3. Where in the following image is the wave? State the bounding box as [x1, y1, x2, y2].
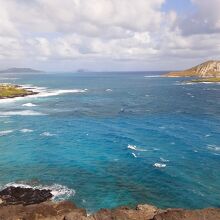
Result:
[0, 110, 46, 116]
[160, 157, 169, 162]
[207, 145, 220, 152]
[131, 152, 137, 158]
[2, 182, 75, 201]
[0, 77, 19, 80]
[41, 132, 56, 137]
[0, 130, 13, 136]
[127, 144, 147, 152]
[22, 103, 37, 107]
[105, 89, 113, 92]
[144, 75, 163, 78]
[20, 129, 33, 133]
[153, 163, 166, 168]
[0, 84, 88, 103]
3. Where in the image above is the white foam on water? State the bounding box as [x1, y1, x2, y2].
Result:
[0, 84, 87, 104]
[0, 130, 13, 136]
[131, 153, 137, 158]
[20, 129, 33, 133]
[0, 77, 19, 80]
[144, 75, 163, 78]
[2, 182, 75, 201]
[127, 144, 147, 152]
[160, 157, 169, 162]
[22, 103, 37, 107]
[153, 163, 166, 168]
[106, 89, 112, 92]
[0, 110, 46, 116]
[207, 145, 220, 152]
[41, 132, 56, 137]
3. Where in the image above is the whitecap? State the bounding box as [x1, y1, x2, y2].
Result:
[131, 153, 137, 158]
[153, 163, 166, 168]
[2, 182, 75, 201]
[0, 110, 46, 116]
[41, 132, 56, 137]
[0, 130, 13, 136]
[128, 145, 137, 150]
[22, 103, 37, 107]
[106, 89, 112, 92]
[144, 75, 162, 78]
[32, 89, 87, 98]
[160, 157, 169, 162]
[20, 129, 33, 133]
[207, 145, 220, 152]
[127, 144, 147, 152]
[0, 77, 19, 80]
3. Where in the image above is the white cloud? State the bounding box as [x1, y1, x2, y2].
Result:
[0, 0, 219, 71]
[179, 0, 220, 35]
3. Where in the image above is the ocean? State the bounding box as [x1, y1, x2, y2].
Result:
[0, 71, 219, 212]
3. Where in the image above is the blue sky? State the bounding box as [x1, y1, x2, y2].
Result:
[0, 0, 219, 72]
[163, 0, 194, 13]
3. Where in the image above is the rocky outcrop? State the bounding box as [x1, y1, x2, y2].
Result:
[0, 186, 52, 205]
[165, 60, 220, 78]
[0, 84, 38, 99]
[0, 187, 220, 220]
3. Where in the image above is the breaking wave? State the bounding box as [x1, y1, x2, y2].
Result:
[22, 103, 37, 107]
[127, 144, 147, 152]
[41, 132, 56, 137]
[0, 84, 87, 103]
[20, 129, 34, 133]
[153, 163, 166, 168]
[1, 182, 75, 201]
[0, 110, 46, 116]
[0, 130, 13, 136]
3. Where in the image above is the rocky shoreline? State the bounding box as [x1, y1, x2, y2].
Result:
[0, 187, 220, 220]
[0, 84, 38, 99]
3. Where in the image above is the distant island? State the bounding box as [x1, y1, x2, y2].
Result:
[0, 67, 43, 73]
[165, 60, 220, 82]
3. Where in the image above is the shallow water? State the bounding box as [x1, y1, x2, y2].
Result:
[0, 71, 220, 212]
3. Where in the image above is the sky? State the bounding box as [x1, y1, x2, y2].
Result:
[0, 0, 220, 72]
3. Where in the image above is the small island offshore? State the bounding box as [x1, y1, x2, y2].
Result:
[165, 60, 220, 82]
[0, 68, 42, 99]
[0, 84, 37, 99]
[0, 65, 220, 220]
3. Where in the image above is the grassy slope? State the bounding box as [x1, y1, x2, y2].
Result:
[0, 84, 31, 98]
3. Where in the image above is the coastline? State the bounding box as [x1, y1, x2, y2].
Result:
[0, 84, 38, 99]
[0, 199, 219, 220]
[0, 187, 220, 220]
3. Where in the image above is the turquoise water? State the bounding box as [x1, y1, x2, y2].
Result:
[0, 72, 220, 212]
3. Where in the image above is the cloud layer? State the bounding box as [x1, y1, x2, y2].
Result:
[0, 0, 219, 71]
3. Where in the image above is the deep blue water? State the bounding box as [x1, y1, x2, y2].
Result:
[0, 71, 220, 212]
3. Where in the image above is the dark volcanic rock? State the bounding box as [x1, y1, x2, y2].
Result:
[0, 186, 53, 205]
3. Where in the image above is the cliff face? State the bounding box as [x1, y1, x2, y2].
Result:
[1, 186, 220, 220]
[0, 201, 220, 220]
[166, 60, 220, 78]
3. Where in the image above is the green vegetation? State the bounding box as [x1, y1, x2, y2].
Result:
[191, 77, 220, 83]
[0, 84, 34, 98]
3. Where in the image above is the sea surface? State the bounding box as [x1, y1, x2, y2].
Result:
[0, 71, 220, 212]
